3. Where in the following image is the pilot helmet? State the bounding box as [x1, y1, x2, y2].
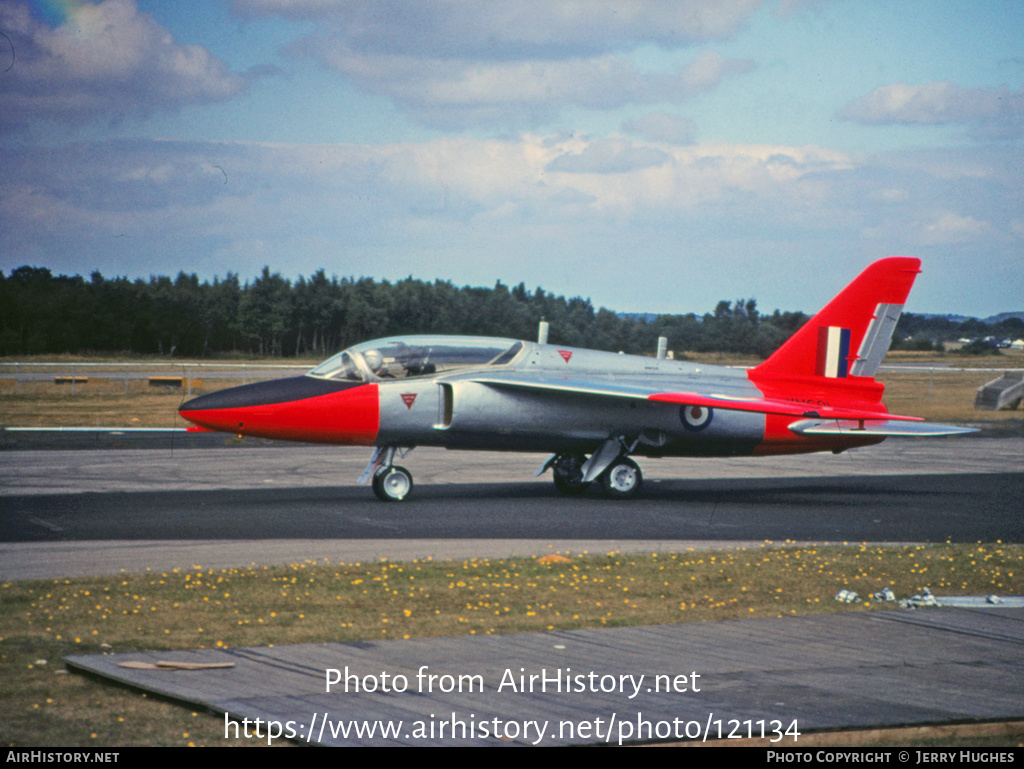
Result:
[363, 349, 384, 372]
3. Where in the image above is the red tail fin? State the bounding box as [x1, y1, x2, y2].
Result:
[750, 257, 921, 404]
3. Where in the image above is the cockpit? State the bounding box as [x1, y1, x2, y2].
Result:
[308, 336, 524, 383]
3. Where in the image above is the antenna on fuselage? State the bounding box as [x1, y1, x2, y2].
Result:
[538, 320, 549, 344]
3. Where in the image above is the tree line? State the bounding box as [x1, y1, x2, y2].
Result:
[0, 265, 1016, 359]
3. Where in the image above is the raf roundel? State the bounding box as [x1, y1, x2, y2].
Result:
[680, 404, 713, 431]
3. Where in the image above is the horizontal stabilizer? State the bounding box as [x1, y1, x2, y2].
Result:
[788, 419, 978, 437]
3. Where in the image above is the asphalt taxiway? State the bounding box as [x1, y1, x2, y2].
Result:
[0, 435, 1020, 580]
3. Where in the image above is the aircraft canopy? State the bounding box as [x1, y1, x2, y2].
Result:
[309, 336, 523, 382]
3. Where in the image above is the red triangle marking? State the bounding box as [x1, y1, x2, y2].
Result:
[400, 393, 417, 409]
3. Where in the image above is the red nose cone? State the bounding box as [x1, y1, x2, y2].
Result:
[179, 378, 379, 445]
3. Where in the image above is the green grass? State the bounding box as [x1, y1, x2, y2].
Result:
[2, 543, 1022, 747]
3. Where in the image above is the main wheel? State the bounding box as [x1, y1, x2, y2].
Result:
[372, 466, 413, 501]
[552, 453, 590, 496]
[600, 457, 642, 499]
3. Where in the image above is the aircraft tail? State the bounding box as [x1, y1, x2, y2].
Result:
[749, 257, 921, 403]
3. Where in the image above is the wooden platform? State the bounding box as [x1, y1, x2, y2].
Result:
[66, 607, 1024, 746]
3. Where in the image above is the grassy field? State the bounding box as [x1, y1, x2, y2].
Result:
[0, 378, 236, 430]
[2, 543, 1022, 747]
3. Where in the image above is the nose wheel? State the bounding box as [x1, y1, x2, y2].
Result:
[372, 465, 414, 502]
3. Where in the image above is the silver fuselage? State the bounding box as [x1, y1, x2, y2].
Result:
[373, 341, 764, 456]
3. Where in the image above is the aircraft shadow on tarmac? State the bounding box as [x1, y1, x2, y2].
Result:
[2, 472, 1019, 544]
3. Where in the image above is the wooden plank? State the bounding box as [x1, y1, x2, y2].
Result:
[66, 607, 1024, 746]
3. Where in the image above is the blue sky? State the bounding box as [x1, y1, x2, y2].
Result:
[1, 0, 1021, 318]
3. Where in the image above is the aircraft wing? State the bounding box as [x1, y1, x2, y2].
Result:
[471, 374, 661, 401]
[472, 375, 923, 424]
[646, 391, 923, 423]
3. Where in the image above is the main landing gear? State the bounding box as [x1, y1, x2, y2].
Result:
[551, 454, 590, 496]
[599, 456, 642, 499]
[544, 445, 644, 499]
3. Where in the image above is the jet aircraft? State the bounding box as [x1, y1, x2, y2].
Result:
[179, 257, 973, 501]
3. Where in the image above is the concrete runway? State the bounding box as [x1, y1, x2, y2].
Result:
[0, 435, 1020, 580]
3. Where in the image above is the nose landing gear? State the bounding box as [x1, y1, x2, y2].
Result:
[360, 446, 416, 501]
[372, 465, 414, 502]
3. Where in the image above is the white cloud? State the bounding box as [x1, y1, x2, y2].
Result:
[3, 133, 1019, 316]
[0, 0, 249, 131]
[622, 112, 697, 144]
[229, 1, 762, 129]
[871, 188, 909, 203]
[290, 43, 752, 128]
[921, 211, 991, 244]
[0, 133, 855, 258]
[838, 81, 1024, 139]
[547, 139, 670, 174]
[231, 0, 765, 53]
[865, 210, 995, 246]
